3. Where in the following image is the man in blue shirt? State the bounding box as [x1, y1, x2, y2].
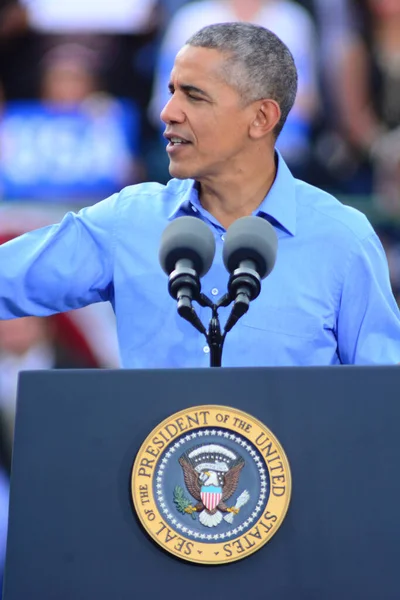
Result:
[1, 22, 399, 367]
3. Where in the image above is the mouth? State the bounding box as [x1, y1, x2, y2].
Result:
[164, 134, 192, 154]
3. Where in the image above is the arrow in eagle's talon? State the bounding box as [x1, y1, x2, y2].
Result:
[223, 490, 250, 523]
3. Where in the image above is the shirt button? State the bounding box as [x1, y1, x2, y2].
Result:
[191, 205, 198, 213]
[211, 288, 218, 296]
[221, 234, 225, 241]
[203, 345, 210, 354]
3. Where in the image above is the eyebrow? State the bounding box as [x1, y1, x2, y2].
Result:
[168, 82, 212, 100]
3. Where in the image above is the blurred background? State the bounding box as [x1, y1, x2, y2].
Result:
[0, 0, 399, 590]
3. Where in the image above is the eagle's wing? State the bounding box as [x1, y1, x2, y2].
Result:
[222, 462, 244, 501]
[179, 457, 202, 501]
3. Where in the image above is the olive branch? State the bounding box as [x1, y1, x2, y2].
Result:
[173, 486, 197, 520]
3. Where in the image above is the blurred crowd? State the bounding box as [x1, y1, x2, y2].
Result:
[0, 0, 399, 588]
[0, 0, 399, 199]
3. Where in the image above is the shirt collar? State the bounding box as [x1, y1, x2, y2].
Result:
[167, 151, 297, 236]
[167, 180, 199, 220]
[256, 151, 296, 236]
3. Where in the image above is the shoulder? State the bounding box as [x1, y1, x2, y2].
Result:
[115, 178, 192, 216]
[118, 178, 190, 200]
[294, 179, 375, 243]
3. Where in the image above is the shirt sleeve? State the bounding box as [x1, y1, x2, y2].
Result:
[337, 232, 400, 364]
[0, 194, 118, 319]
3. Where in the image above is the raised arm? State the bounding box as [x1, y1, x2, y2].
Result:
[0, 193, 118, 319]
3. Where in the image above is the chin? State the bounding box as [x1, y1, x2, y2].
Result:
[168, 162, 193, 180]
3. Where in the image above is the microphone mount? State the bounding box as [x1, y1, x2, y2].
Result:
[170, 275, 249, 367]
[199, 293, 231, 368]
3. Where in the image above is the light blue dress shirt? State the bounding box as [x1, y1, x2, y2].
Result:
[1, 154, 399, 367]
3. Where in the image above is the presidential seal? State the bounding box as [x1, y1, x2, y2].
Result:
[131, 405, 291, 565]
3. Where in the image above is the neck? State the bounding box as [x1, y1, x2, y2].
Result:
[198, 151, 277, 230]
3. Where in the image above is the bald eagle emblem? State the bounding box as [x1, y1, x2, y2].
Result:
[174, 444, 250, 528]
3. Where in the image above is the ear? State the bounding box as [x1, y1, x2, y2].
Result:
[249, 99, 281, 139]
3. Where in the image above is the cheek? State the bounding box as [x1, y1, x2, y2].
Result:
[198, 117, 246, 154]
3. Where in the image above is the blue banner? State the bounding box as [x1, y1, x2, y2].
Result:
[0, 99, 140, 202]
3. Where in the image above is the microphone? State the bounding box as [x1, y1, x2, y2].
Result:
[222, 216, 278, 332]
[159, 216, 216, 332]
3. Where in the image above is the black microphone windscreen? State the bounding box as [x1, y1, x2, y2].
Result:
[223, 216, 278, 279]
[159, 216, 216, 277]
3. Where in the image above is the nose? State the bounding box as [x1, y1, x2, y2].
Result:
[160, 93, 185, 125]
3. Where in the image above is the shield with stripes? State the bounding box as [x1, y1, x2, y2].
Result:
[201, 485, 222, 511]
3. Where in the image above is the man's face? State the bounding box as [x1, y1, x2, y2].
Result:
[161, 45, 256, 181]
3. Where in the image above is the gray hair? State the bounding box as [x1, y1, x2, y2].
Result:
[186, 22, 298, 137]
